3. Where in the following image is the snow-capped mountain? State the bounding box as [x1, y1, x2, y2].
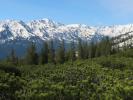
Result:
[0, 18, 133, 58]
[1, 19, 133, 43]
[0, 19, 104, 43]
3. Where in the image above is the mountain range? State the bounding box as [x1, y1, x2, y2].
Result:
[0, 18, 133, 58]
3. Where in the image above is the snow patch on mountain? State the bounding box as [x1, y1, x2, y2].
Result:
[0, 18, 133, 58]
[0, 18, 133, 44]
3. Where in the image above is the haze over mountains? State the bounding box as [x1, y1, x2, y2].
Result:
[0, 18, 133, 58]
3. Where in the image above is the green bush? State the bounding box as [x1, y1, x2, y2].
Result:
[0, 64, 21, 76]
[0, 59, 132, 99]
[0, 71, 25, 100]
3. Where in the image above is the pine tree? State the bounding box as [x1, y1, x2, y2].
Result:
[95, 42, 101, 57]
[26, 43, 38, 65]
[78, 39, 84, 59]
[69, 41, 76, 62]
[9, 48, 18, 65]
[104, 37, 112, 56]
[40, 41, 49, 64]
[100, 36, 111, 56]
[88, 41, 96, 58]
[83, 41, 89, 59]
[48, 40, 55, 64]
[95, 36, 112, 57]
[56, 40, 65, 64]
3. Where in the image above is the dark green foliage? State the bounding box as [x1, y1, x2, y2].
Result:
[0, 65, 21, 76]
[7, 48, 18, 65]
[78, 39, 84, 59]
[68, 41, 76, 62]
[116, 48, 133, 58]
[1, 37, 133, 99]
[88, 41, 97, 58]
[83, 41, 89, 59]
[95, 36, 112, 57]
[48, 40, 55, 64]
[0, 71, 24, 100]
[40, 41, 49, 64]
[25, 43, 39, 65]
[56, 40, 65, 64]
[95, 57, 126, 69]
[0, 58, 132, 100]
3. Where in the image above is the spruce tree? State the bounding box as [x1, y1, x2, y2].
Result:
[40, 41, 49, 64]
[9, 48, 18, 65]
[83, 41, 89, 59]
[104, 37, 112, 56]
[89, 41, 96, 58]
[26, 43, 38, 65]
[56, 40, 65, 64]
[100, 36, 111, 56]
[94, 36, 112, 57]
[95, 42, 101, 57]
[78, 39, 84, 59]
[69, 41, 76, 62]
[48, 40, 55, 64]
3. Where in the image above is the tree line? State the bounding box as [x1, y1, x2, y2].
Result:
[6, 37, 117, 65]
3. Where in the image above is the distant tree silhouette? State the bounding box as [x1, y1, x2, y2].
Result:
[56, 40, 65, 64]
[40, 41, 49, 64]
[48, 40, 55, 64]
[25, 43, 38, 65]
[9, 48, 18, 65]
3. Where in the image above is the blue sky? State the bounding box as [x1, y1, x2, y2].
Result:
[0, 0, 133, 26]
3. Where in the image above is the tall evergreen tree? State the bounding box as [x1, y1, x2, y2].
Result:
[95, 42, 101, 57]
[48, 40, 55, 64]
[40, 41, 49, 64]
[83, 41, 89, 59]
[78, 39, 84, 59]
[26, 43, 38, 65]
[100, 37, 111, 56]
[9, 48, 18, 65]
[56, 40, 65, 64]
[104, 37, 112, 56]
[88, 41, 96, 58]
[94, 36, 112, 57]
[69, 41, 76, 62]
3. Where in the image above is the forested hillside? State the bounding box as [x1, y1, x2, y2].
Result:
[0, 37, 133, 100]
